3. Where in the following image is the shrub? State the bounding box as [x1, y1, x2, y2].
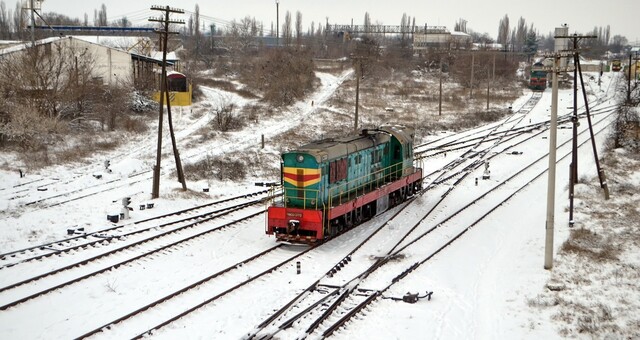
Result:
[183, 155, 247, 181]
[211, 103, 245, 132]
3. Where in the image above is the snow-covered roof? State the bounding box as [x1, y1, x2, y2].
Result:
[0, 37, 64, 56]
[451, 31, 471, 37]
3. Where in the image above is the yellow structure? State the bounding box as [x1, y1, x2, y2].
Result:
[153, 71, 192, 106]
[153, 83, 192, 106]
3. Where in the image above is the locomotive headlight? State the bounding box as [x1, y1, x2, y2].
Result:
[311, 199, 316, 206]
[297, 155, 304, 162]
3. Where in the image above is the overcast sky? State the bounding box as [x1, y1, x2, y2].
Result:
[5, 0, 639, 43]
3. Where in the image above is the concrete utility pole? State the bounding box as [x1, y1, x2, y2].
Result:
[544, 56, 561, 270]
[150, 5, 185, 199]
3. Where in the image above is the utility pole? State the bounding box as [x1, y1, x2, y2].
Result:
[350, 54, 367, 131]
[544, 55, 561, 270]
[210, 24, 215, 50]
[628, 52, 633, 102]
[556, 33, 596, 227]
[492, 52, 496, 82]
[486, 68, 490, 110]
[438, 58, 443, 116]
[150, 5, 185, 199]
[576, 57, 609, 199]
[469, 52, 475, 99]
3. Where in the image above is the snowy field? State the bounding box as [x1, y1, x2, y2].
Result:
[0, 69, 638, 339]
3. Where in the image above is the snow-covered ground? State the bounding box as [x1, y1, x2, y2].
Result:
[0, 69, 638, 339]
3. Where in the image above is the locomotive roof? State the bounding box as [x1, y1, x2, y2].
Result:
[288, 125, 414, 162]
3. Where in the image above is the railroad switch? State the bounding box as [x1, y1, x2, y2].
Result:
[67, 227, 85, 235]
[403, 292, 419, 303]
[385, 291, 434, 303]
[403, 291, 433, 303]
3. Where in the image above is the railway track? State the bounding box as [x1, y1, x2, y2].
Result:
[0, 73, 622, 339]
[0, 195, 269, 311]
[244, 101, 616, 339]
[0, 190, 269, 267]
[107, 81, 616, 338]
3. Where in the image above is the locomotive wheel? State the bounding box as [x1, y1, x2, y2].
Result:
[355, 209, 363, 224]
[345, 213, 353, 228]
[399, 188, 407, 202]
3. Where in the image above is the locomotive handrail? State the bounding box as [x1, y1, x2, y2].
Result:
[327, 162, 408, 207]
[280, 162, 413, 211]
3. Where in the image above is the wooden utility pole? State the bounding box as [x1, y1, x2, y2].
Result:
[576, 57, 609, 199]
[164, 76, 188, 191]
[629, 53, 634, 102]
[469, 52, 475, 99]
[150, 5, 185, 199]
[350, 54, 367, 131]
[438, 59, 443, 116]
[486, 68, 490, 110]
[556, 33, 595, 227]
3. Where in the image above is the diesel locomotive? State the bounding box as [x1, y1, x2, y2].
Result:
[529, 62, 547, 91]
[266, 125, 423, 243]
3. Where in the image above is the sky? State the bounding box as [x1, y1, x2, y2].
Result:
[3, 0, 639, 43]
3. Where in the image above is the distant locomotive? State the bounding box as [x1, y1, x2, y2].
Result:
[266, 125, 423, 243]
[529, 62, 547, 91]
[612, 59, 622, 72]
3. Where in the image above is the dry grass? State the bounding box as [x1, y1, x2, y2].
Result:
[530, 144, 640, 338]
[559, 228, 619, 262]
[18, 133, 122, 169]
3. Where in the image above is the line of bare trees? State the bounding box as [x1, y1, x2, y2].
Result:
[0, 40, 142, 152]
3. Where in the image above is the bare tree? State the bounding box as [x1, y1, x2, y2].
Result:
[115, 16, 130, 27]
[363, 12, 371, 34]
[13, 1, 22, 39]
[225, 16, 259, 52]
[194, 4, 200, 55]
[400, 13, 408, 47]
[295, 11, 302, 46]
[0, 1, 10, 39]
[454, 18, 467, 33]
[282, 11, 292, 46]
[497, 14, 509, 48]
[514, 17, 527, 52]
[0, 41, 106, 148]
[97, 4, 107, 26]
